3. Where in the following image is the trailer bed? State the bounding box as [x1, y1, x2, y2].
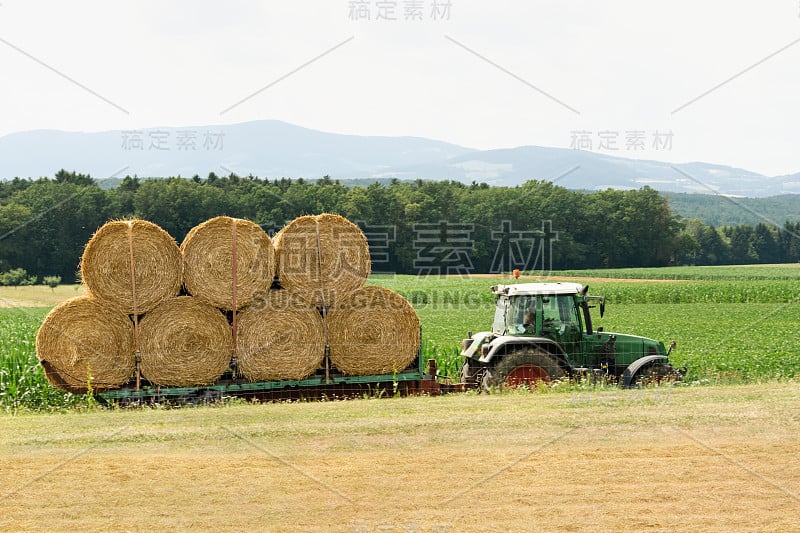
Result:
[99, 352, 460, 404]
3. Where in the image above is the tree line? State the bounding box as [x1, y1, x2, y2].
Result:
[1, 170, 798, 283]
[664, 192, 800, 227]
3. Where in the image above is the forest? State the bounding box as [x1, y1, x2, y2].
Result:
[1, 169, 799, 283]
[664, 192, 800, 227]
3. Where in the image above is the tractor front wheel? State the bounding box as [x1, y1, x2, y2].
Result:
[486, 350, 566, 391]
[630, 362, 681, 388]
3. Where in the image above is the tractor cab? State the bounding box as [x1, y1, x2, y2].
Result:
[490, 282, 592, 364]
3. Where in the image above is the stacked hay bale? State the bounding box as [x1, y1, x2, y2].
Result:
[36, 296, 136, 393]
[273, 213, 372, 307]
[36, 213, 421, 393]
[181, 216, 275, 310]
[235, 290, 325, 381]
[327, 285, 420, 375]
[138, 296, 232, 387]
[80, 219, 182, 314]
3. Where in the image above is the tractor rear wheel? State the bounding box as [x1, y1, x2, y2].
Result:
[487, 349, 566, 391]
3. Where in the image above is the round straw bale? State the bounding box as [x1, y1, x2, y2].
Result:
[236, 290, 325, 381]
[81, 219, 182, 314]
[138, 296, 232, 387]
[181, 216, 275, 310]
[274, 214, 371, 307]
[327, 286, 420, 376]
[35, 296, 135, 392]
[40, 361, 90, 395]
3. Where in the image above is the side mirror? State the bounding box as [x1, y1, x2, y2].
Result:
[600, 301, 605, 318]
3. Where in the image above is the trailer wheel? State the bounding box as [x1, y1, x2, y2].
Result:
[488, 349, 565, 390]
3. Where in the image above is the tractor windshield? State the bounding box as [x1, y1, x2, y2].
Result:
[505, 295, 537, 334]
[541, 295, 582, 330]
[492, 297, 507, 334]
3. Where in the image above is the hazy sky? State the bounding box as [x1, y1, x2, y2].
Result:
[0, 1, 798, 176]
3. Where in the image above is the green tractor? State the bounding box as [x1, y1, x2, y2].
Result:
[460, 282, 680, 389]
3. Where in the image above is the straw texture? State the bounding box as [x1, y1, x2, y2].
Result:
[40, 361, 90, 395]
[80, 219, 182, 314]
[274, 214, 371, 307]
[328, 286, 420, 375]
[139, 296, 232, 387]
[181, 216, 276, 310]
[236, 290, 325, 381]
[35, 296, 135, 392]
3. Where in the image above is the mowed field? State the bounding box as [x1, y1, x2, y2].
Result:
[1, 265, 799, 531]
[1, 384, 799, 532]
[0, 284, 86, 308]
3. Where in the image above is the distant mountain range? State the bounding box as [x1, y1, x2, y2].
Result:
[1, 119, 798, 198]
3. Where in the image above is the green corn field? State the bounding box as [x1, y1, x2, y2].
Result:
[0, 308, 82, 412]
[1, 264, 798, 410]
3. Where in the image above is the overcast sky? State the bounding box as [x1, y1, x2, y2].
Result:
[0, 1, 798, 176]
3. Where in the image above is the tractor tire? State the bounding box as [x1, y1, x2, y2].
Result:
[487, 349, 566, 391]
[630, 362, 681, 388]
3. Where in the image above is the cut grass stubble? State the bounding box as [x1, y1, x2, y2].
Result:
[0, 383, 798, 531]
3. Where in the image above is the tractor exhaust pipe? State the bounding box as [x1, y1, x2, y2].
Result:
[666, 341, 677, 357]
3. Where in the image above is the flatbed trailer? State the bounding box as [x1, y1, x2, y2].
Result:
[99, 351, 463, 405]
